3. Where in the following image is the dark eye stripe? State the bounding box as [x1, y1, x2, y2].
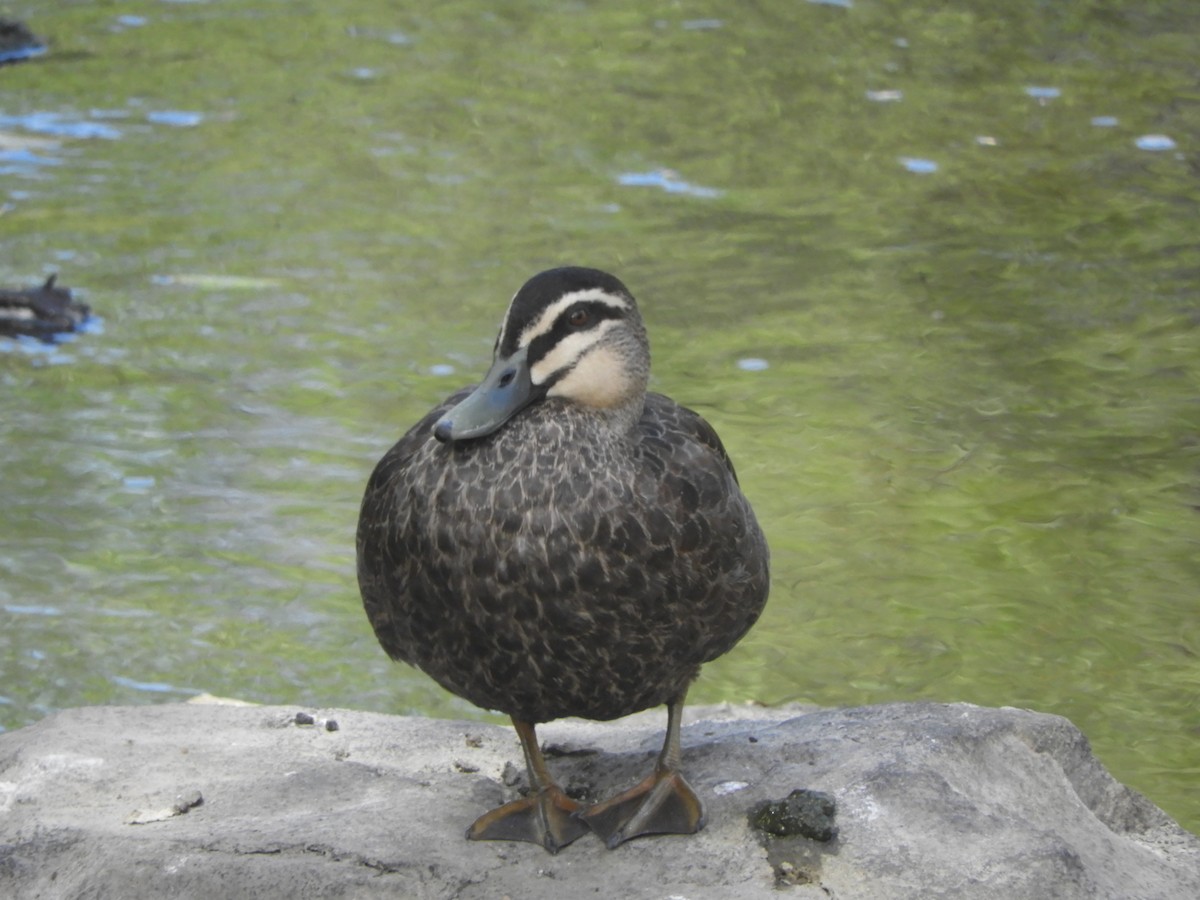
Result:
[526, 301, 622, 368]
[499, 288, 629, 355]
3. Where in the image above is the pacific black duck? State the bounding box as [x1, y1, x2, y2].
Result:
[356, 266, 770, 852]
[0, 275, 89, 340]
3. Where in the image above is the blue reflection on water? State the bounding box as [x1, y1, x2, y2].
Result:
[0, 148, 62, 174]
[110, 675, 204, 696]
[4, 604, 62, 616]
[1135, 134, 1176, 151]
[0, 336, 70, 359]
[0, 112, 122, 140]
[617, 169, 722, 198]
[0, 43, 45, 65]
[899, 157, 938, 174]
[1024, 85, 1062, 100]
[737, 357, 770, 371]
[146, 110, 204, 128]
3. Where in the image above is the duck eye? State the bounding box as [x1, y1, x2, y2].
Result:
[567, 308, 590, 328]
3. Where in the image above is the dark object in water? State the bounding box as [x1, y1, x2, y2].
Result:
[0, 19, 47, 65]
[0, 275, 91, 340]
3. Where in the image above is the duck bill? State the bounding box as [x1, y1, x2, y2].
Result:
[433, 346, 537, 443]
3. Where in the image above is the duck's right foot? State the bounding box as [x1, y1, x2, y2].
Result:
[466, 784, 589, 854]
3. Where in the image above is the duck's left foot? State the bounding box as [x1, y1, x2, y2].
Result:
[578, 767, 706, 849]
[466, 784, 589, 853]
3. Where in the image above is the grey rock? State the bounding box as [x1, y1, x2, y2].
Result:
[0, 700, 1196, 899]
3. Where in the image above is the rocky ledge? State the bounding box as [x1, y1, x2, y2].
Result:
[0, 700, 1197, 899]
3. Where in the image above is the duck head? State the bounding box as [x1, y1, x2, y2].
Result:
[433, 267, 650, 443]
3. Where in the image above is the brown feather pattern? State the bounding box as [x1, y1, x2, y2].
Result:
[356, 271, 769, 725]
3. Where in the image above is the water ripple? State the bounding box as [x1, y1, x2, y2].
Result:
[899, 157, 938, 174]
[146, 110, 204, 128]
[617, 169, 722, 198]
[0, 112, 121, 140]
[1135, 134, 1176, 151]
[110, 675, 203, 696]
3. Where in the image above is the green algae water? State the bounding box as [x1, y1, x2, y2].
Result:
[1, 1, 1197, 834]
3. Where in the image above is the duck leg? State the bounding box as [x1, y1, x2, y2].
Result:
[578, 693, 706, 849]
[466, 718, 589, 853]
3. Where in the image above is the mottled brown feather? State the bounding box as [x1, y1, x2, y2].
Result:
[357, 270, 768, 725]
[357, 389, 769, 723]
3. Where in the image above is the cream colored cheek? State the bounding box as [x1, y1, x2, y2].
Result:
[529, 330, 600, 386]
[546, 346, 633, 408]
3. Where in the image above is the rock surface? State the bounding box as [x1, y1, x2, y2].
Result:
[0, 700, 1196, 899]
